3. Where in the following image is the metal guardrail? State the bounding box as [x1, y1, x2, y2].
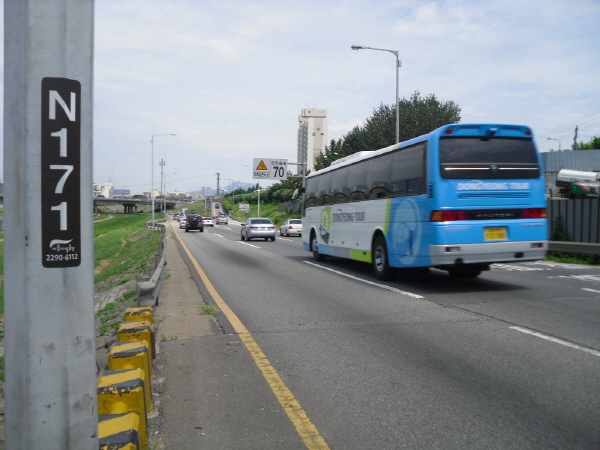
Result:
[138, 222, 167, 307]
[548, 241, 600, 255]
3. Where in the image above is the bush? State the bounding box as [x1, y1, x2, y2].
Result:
[550, 215, 569, 241]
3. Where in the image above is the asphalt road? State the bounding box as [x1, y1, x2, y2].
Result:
[174, 220, 600, 449]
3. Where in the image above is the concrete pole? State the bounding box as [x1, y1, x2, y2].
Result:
[4, 1, 97, 449]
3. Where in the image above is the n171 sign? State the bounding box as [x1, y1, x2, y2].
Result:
[41, 77, 81, 268]
[252, 158, 287, 180]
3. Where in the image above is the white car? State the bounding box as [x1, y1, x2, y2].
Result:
[179, 219, 187, 229]
[280, 219, 302, 236]
[202, 216, 214, 227]
[216, 214, 228, 225]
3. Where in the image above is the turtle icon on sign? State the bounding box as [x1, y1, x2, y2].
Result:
[256, 160, 268, 170]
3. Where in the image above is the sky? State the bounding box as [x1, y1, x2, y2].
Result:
[2, 0, 600, 195]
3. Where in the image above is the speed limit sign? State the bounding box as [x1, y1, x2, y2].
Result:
[253, 158, 288, 180]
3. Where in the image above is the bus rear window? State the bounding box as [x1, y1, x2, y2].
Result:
[439, 137, 540, 179]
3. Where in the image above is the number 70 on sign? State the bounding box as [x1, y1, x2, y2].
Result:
[252, 158, 288, 180]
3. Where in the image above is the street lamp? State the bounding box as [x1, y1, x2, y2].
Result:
[151, 133, 175, 227]
[159, 159, 166, 213]
[547, 137, 562, 151]
[351, 45, 401, 144]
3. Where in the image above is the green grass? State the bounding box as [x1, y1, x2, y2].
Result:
[545, 251, 600, 265]
[0, 213, 162, 313]
[94, 213, 162, 285]
[0, 241, 3, 316]
[199, 304, 220, 315]
[222, 199, 300, 226]
[96, 289, 139, 336]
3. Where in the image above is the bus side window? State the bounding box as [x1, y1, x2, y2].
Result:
[392, 180, 407, 195]
[349, 190, 367, 202]
[333, 192, 348, 204]
[318, 194, 332, 206]
[369, 185, 391, 199]
[391, 143, 426, 197]
[368, 154, 391, 193]
[305, 196, 319, 208]
[348, 164, 367, 201]
[407, 179, 421, 193]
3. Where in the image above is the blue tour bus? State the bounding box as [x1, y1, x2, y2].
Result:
[301, 123, 548, 280]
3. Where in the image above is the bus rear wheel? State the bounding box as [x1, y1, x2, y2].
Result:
[372, 236, 397, 281]
[311, 233, 326, 262]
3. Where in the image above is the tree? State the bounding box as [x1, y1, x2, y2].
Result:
[316, 91, 461, 170]
[575, 136, 600, 150]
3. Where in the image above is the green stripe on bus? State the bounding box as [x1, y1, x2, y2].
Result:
[351, 249, 372, 263]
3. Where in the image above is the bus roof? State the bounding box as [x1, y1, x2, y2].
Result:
[307, 123, 533, 178]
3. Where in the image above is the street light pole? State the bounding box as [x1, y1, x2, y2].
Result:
[159, 159, 165, 213]
[547, 137, 562, 151]
[150, 133, 175, 227]
[352, 45, 401, 144]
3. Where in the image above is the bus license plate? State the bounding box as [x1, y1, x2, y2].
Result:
[484, 227, 507, 241]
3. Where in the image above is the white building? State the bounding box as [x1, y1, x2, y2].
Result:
[297, 108, 328, 173]
[93, 181, 114, 198]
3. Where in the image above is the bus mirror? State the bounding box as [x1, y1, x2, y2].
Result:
[292, 188, 305, 200]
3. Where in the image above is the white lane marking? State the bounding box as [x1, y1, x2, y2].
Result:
[582, 288, 600, 294]
[532, 261, 598, 270]
[492, 264, 545, 271]
[239, 241, 261, 249]
[303, 261, 424, 299]
[558, 274, 600, 282]
[510, 326, 600, 358]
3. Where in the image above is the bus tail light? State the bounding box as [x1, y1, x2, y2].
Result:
[521, 208, 546, 219]
[430, 210, 468, 222]
[445, 246, 461, 253]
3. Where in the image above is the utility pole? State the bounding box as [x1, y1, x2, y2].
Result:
[159, 159, 165, 213]
[216, 172, 220, 196]
[4, 2, 97, 449]
[573, 125, 579, 150]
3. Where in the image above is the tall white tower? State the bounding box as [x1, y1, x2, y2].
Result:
[297, 108, 328, 173]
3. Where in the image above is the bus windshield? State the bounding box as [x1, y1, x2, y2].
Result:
[439, 137, 540, 179]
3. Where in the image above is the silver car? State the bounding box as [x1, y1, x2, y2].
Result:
[280, 219, 302, 237]
[216, 214, 228, 225]
[241, 218, 277, 241]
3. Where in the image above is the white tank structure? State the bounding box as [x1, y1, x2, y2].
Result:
[556, 169, 600, 198]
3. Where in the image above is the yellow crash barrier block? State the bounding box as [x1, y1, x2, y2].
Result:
[97, 369, 147, 449]
[108, 341, 152, 410]
[98, 412, 140, 450]
[117, 320, 155, 359]
[123, 306, 153, 325]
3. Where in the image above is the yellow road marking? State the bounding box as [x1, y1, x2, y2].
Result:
[171, 222, 330, 449]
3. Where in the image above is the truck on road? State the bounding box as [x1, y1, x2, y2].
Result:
[556, 169, 600, 199]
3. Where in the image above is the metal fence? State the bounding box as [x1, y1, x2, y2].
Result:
[547, 199, 600, 243]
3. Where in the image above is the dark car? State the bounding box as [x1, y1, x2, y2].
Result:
[185, 214, 204, 232]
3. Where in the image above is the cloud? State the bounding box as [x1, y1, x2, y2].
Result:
[1, 0, 599, 190]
